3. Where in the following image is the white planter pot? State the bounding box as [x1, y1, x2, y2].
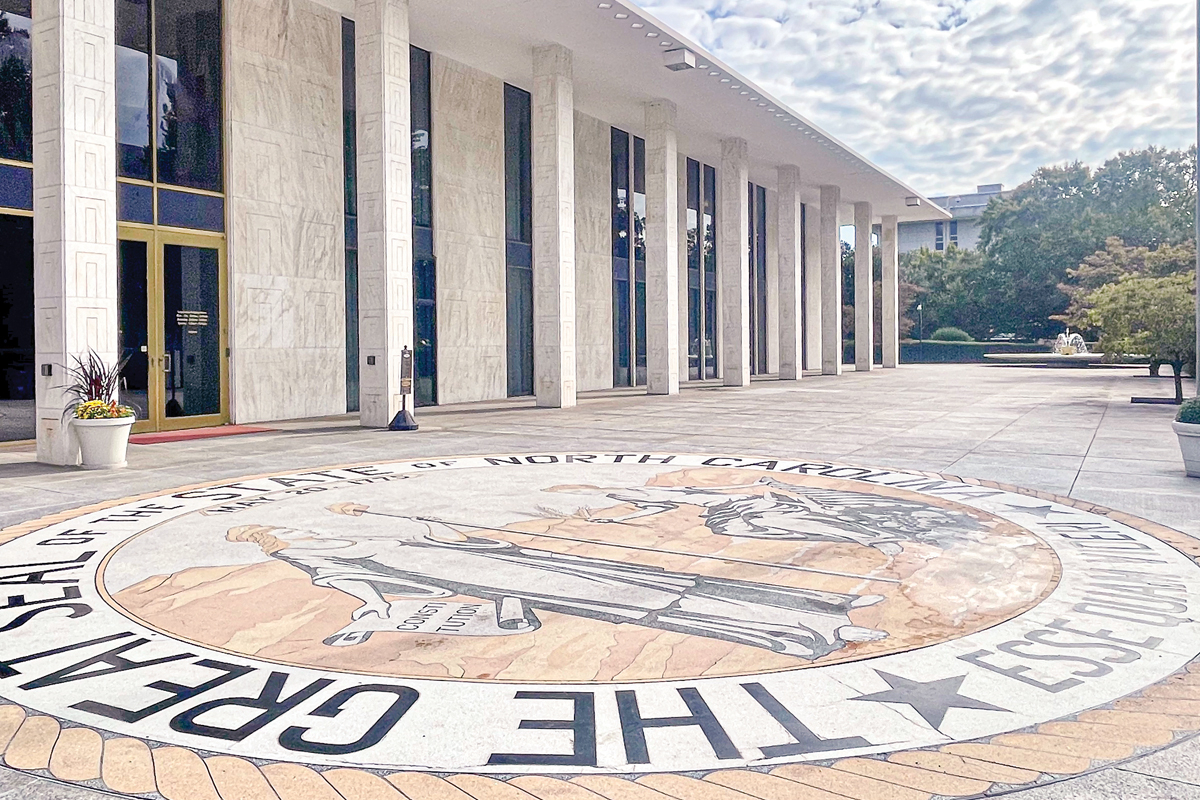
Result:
[72, 416, 135, 470]
[1174, 421, 1200, 478]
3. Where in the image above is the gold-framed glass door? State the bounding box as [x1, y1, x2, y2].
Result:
[119, 227, 228, 432]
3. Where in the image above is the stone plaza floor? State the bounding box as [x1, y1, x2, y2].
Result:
[0, 364, 1196, 800]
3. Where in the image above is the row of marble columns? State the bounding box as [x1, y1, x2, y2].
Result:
[27, 0, 902, 465]
[353, 0, 902, 422]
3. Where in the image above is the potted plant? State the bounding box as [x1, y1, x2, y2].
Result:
[1176, 397, 1200, 478]
[64, 350, 136, 469]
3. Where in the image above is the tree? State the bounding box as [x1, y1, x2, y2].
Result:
[977, 146, 1197, 339]
[1058, 237, 1197, 330]
[899, 246, 989, 339]
[1087, 272, 1197, 402]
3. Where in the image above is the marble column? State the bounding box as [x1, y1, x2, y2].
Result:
[881, 215, 900, 368]
[777, 166, 803, 380]
[766, 189, 780, 375]
[532, 44, 577, 408]
[820, 185, 842, 375]
[719, 138, 750, 387]
[32, 0, 119, 465]
[676, 152, 689, 382]
[356, 0, 413, 428]
[804, 199, 822, 372]
[645, 99, 679, 396]
[854, 201, 874, 372]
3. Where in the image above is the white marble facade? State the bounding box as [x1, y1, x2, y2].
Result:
[573, 112, 614, 393]
[227, 0, 347, 424]
[430, 55, 506, 406]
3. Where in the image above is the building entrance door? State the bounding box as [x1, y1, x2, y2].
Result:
[119, 230, 228, 433]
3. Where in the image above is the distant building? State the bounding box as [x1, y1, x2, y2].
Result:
[899, 184, 1009, 254]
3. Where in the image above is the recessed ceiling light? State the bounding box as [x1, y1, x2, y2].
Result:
[740, 91, 749, 95]
[598, 2, 612, 7]
[731, 84, 741, 89]
[632, 22, 644, 28]
[709, 71, 720, 76]
[697, 64, 709, 69]
[720, 78, 730, 82]
[615, 12, 628, 18]
[646, 31, 659, 37]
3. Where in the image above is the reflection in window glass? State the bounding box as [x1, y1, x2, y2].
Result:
[632, 136, 646, 386]
[703, 164, 717, 379]
[155, 0, 222, 191]
[116, 0, 151, 180]
[411, 47, 432, 230]
[611, 128, 630, 387]
[0, 3, 32, 164]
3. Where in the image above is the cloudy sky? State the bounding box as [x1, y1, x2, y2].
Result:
[637, 0, 1197, 196]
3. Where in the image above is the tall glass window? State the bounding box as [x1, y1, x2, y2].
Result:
[0, 0, 32, 165]
[611, 128, 631, 387]
[685, 159, 718, 381]
[154, 0, 222, 191]
[342, 19, 359, 412]
[116, 0, 152, 180]
[800, 203, 808, 371]
[410, 46, 436, 407]
[504, 84, 533, 398]
[632, 136, 647, 386]
[748, 184, 768, 374]
[686, 159, 701, 381]
[702, 164, 717, 379]
[610, 128, 648, 387]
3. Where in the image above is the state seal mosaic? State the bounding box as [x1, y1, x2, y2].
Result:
[0, 454, 1197, 800]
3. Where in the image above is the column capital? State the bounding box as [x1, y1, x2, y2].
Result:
[533, 43, 573, 77]
[645, 97, 678, 126]
[777, 164, 802, 183]
[721, 137, 749, 161]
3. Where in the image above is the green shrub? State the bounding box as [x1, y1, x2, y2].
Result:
[1178, 397, 1200, 425]
[930, 327, 974, 342]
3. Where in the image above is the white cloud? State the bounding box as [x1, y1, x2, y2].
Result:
[637, 0, 1198, 195]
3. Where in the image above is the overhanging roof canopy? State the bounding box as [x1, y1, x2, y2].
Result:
[321, 0, 949, 222]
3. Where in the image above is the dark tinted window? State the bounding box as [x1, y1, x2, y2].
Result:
[503, 84, 532, 245]
[155, 0, 222, 191]
[116, 0, 152, 180]
[411, 47, 432, 230]
[0, 3, 32, 163]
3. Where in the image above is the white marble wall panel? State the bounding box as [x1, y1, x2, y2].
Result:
[32, 0, 119, 464]
[226, 0, 347, 423]
[804, 200, 822, 372]
[777, 166, 803, 381]
[766, 188, 780, 375]
[644, 99, 678, 396]
[430, 55, 506, 405]
[531, 44, 576, 408]
[881, 215, 900, 368]
[854, 201, 874, 372]
[820, 185, 842, 375]
[719, 138, 750, 387]
[573, 111, 613, 393]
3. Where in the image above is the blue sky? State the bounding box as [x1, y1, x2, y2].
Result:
[637, 0, 1198, 196]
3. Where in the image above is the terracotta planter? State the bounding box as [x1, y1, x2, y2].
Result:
[1174, 421, 1200, 478]
[72, 416, 135, 469]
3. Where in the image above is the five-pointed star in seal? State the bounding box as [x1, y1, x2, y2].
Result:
[1003, 504, 1066, 519]
[852, 671, 1009, 732]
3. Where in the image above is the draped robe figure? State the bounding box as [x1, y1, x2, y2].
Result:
[228, 515, 888, 661]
